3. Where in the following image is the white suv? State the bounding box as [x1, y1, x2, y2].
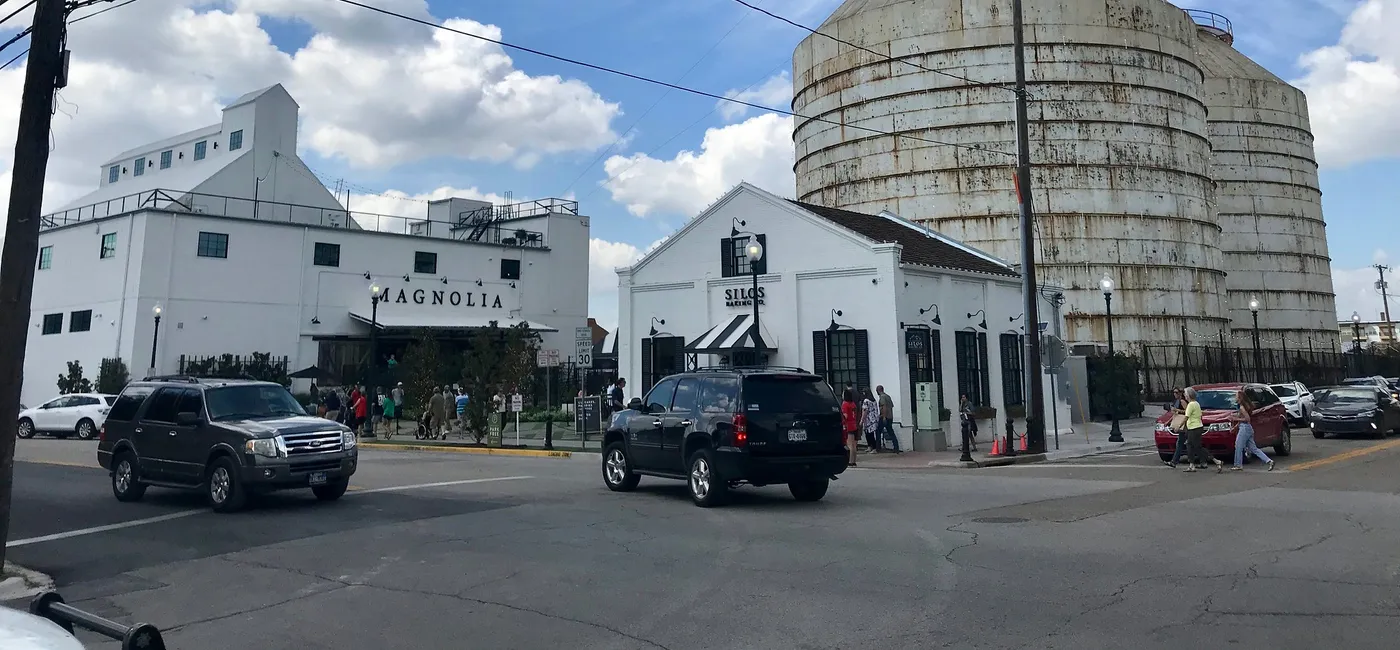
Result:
[1269, 382, 1314, 426]
[17, 393, 116, 440]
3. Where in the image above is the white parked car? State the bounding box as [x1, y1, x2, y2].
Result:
[1269, 382, 1314, 426]
[0, 606, 84, 650]
[16, 394, 116, 440]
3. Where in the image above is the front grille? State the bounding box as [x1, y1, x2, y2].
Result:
[289, 458, 342, 473]
[283, 429, 344, 455]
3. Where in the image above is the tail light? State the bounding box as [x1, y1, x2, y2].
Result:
[733, 414, 747, 447]
[99, 424, 106, 442]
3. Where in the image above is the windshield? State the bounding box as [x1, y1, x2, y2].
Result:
[205, 385, 307, 421]
[1193, 390, 1238, 411]
[1314, 388, 1377, 405]
[1270, 385, 1297, 398]
[742, 376, 840, 413]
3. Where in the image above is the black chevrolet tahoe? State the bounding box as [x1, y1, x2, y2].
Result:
[601, 367, 847, 507]
[96, 376, 358, 513]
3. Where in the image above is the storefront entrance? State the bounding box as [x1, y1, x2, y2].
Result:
[904, 328, 943, 430]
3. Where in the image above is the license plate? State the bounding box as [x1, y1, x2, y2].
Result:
[308, 472, 328, 486]
[787, 428, 808, 442]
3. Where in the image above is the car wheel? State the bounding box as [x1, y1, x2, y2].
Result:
[75, 418, 97, 441]
[1273, 426, 1292, 456]
[206, 457, 248, 513]
[601, 442, 640, 492]
[788, 478, 830, 502]
[17, 418, 34, 440]
[1159, 452, 1174, 464]
[687, 448, 728, 508]
[111, 452, 147, 502]
[312, 477, 349, 501]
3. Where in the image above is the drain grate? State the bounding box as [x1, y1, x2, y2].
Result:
[971, 516, 1029, 524]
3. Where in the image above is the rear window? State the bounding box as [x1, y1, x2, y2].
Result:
[1270, 385, 1296, 397]
[103, 396, 117, 406]
[106, 386, 154, 422]
[742, 376, 840, 413]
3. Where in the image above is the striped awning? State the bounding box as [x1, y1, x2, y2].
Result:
[685, 314, 777, 353]
[595, 329, 619, 358]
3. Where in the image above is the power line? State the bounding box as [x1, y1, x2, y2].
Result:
[1, 0, 138, 69]
[727, 0, 1020, 95]
[332, 0, 1013, 158]
[0, 0, 35, 27]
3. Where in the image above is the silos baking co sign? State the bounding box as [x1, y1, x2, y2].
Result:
[724, 287, 765, 307]
[378, 287, 506, 310]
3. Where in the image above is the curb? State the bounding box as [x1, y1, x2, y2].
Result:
[1043, 440, 1155, 463]
[928, 453, 1048, 469]
[0, 562, 55, 602]
[359, 443, 573, 458]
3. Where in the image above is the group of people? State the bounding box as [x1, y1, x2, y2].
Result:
[311, 381, 404, 438]
[418, 386, 471, 440]
[840, 384, 900, 467]
[1163, 386, 1275, 472]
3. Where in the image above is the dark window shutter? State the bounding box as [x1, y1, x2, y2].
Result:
[720, 238, 734, 277]
[812, 330, 828, 380]
[977, 333, 990, 406]
[641, 338, 654, 393]
[755, 234, 768, 275]
[854, 329, 871, 391]
[672, 337, 685, 378]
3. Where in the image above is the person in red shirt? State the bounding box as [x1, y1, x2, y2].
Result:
[841, 388, 859, 467]
[353, 387, 369, 435]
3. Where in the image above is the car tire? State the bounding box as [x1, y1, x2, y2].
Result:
[75, 418, 97, 441]
[206, 457, 248, 513]
[601, 441, 640, 492]
[1159, 452, 1174, 464]
[17, 418, 35, 440]
[788, 478, 829, 502]
[1273, 426, 1292, 457]
[312, 477, 350, 501]
[686, 448, 728, 508]
[111, 452, 147, 502]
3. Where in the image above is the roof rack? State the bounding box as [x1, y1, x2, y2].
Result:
[689, 365, 812, 374]
[141, 375, 202, 383]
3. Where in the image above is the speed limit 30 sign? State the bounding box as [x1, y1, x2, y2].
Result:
[575, 326, 593, 368]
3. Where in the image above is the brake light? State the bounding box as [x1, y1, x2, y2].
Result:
[99, 424, 106, 442]
[733, 414, 747, 447]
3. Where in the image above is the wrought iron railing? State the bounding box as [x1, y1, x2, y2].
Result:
[40, 188, 555, 248]
[1185, 9, 1234, 44]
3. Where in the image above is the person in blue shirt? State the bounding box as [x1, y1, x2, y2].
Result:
[455, 388, 469, 423]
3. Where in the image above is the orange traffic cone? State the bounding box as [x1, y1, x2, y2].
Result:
[1018, 433, 1028, 452]
[989, 435, 1002, 456]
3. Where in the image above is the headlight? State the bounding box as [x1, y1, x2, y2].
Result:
[1154, 423, 1170, 433]
[245, 436, 287, 458]
[1206, 423, 1234, 431]
[342, 430, 357, 449]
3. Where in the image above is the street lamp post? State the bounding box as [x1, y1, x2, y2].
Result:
[1349, 310, 1360, 372]
[1249, 296, 1262, 383]
[746, 237, 765, 365]
[1100, 274, 1123, 443]
[368, 284, 382, 388]
[149, 304, 162, 373]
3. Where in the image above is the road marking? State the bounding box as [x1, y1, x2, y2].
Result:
[18, 459, 98, 469]
[1010, 463, 1162, 470]
[1288, 439, 1400, 472]
[6, 510, 205, 548]
[359, 443, 572, 458]
[352, 475, 532, 494]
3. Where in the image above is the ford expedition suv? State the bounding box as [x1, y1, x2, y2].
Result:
[97, 376, 358, 512]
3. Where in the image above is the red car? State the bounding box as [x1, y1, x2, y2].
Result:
[1154, 383, 1293, 462]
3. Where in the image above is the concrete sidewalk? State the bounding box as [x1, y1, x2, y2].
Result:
[855, 416, 1158, 469]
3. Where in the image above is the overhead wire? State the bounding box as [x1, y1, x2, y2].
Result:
[331, 0, 1014, 159]
[0, 0, 35, 28]
[1, 0, 140, 69]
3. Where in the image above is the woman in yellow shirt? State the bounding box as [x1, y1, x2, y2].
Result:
[1182, 387, 1223, 473]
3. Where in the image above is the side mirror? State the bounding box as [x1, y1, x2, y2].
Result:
[176, 411, 201, 426]
[627, 397, 644, 412]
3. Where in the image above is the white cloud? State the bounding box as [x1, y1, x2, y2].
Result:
[0, 0, 620, 237]
[717, 71, 792, 121]
[1293, 0, 1400, 167]
[600, 112, 795, 218]
[588, 237, 644, 331]
[1332, 248, 1396, 322]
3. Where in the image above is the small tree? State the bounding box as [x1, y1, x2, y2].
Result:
[400, 328, 441, 419]
[56, 360, 92, 394]
[96, 358, 130, 394]
[461, 326, 505, 443]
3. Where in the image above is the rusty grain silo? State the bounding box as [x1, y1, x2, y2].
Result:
[793, 0, 1230, 346]
[1191, 11, 1340, 348]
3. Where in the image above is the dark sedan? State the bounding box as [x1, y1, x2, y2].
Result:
[1308, 386, 1400, 439]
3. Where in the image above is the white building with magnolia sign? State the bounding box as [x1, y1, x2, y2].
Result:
[615, 183, 1070, 451]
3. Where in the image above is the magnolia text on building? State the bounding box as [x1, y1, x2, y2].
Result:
[379, 287, 505, 310]
[724, 287, 766, 307]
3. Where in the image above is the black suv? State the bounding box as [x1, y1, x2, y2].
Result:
[601, 367, 847, 507]
[97, 377, 359, 512]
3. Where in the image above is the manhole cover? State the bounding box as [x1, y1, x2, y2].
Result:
[971, 516, 1029, 524]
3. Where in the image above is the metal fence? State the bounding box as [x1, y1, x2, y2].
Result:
[528, 361, 619, 409]
[177, 353, 290, 382]
[1140, 345, 1400, 401]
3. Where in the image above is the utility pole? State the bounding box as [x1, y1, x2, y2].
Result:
[1011, 0, 1046, 454]
[1375, 264, 1393, 344]
[0, 0, 67, 567]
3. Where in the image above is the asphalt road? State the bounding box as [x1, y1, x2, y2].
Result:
[6, 431, 1400, 650]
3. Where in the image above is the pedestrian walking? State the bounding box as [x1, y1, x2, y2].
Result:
[380, 389, 396, 439]
[353, 387, 369, 437]
[323, 387, 341, 422]
[959, 395, 978, 452]
[429, 387, 447, 439]
[1182, 387, 1224, 473]
[1164, 388, 1190, 468]
[1231, 389, 1275, 471]
[607, 377, 627, 413]
[391, 382, 405, 434]
[841, 388, 860, 467]
[454, 387, 469, 437]
[876, 384, 900, 453]
[860, 389, 880, 453]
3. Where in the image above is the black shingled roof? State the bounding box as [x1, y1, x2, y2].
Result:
[788, 200, 1019, 278]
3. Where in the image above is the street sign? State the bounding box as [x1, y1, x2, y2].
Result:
[575, 326, 594, 368]
[487, 417, 502, 447]
[1041, 334, 1068, 370]
[574, 396, 602, 435]
[536, 349, 561, 368]
[510, 393, 523, 412]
